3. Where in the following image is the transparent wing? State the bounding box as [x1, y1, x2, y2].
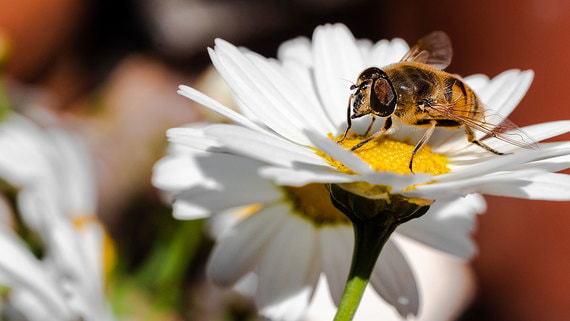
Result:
[427, 102, 540, 150]
[400, 31, 453, 69]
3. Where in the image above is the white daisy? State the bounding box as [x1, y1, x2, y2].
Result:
[154, 23, 570, 319]
[154, 124, 484, 320]
[0, 115, 116, 321]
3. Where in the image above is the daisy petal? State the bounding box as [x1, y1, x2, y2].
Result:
[259, 165, 355, 186]
[0, 231, 70, 318]
[479, 69, 533, 121]
[244, 51, 333, 134]
[366, 38, 409, 67]
[166, 126, 220, 151]
[207, 203, 290, 287]
[177, 85, 262, 132]
[210, 43, 311, 144]
[396, 194, 485, 258]
[256, 216, 321, 321]
[475, 172, 570, 200]
[305, 130, 372, 174]
[407, 168, 569, 200]
[440, 147, 570, 183]
[174, 181, 281, 219]
[370, 239, 419, 317]
[152, 154, 209, 192]
[277, 36, 312, 66]
[319, 225, 353, 306]
[313, 23, 365, 129]
[206, 124, 327, 167]
[463, 74, 490, 92]
[172, 199, 211, 220]
[482, 120, 570, 152]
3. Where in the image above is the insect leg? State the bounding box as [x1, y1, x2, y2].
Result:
[337, 95, 354, 143]
[363, 117, 376, 136]
[351, 117, 392, 151]
[409, 120, 437, 173]
[465, 126, 505, 155]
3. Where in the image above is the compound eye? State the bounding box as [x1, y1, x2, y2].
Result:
[370, 78, 396, 117]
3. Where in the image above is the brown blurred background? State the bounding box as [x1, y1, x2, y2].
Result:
[1, 0, 569, 320]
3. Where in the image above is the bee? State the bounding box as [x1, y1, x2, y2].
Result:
[339, 31, 537, 172]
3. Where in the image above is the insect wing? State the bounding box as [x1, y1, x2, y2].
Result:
[427, 104, 540, 150]
[400, 31, 453, 69]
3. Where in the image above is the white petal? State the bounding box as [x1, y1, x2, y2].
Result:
[479, 69, 533, 120]
[152, 153, 206, 192]
[319, 225, 353, 306]
[366, 38, 409, 67]
[173, 181, 281, 219]
[396, 194, 485, 258]
[439, 147, 570, 183]
[46, 220, 109, 320]
[463, 74, 490, 92]
[160, 149, 282, 218]
[240, 48, 314, 131]
[277, 36, 312, 66]
[513, 142, 570, 172]
[0, 230, 71, 318]
[305, 130, 371, 174]
[165, 126, 221, 151]
[210, 43, 310, 144]
[244, 50, 334, 135]
[482, 120, 570, 152]
[178, 85, 263, 133]
[0, 115, 52, 186]
[259, 165, 355, 186]
[394, 236, 476, 321]
[47, 130, 96, 216]
[154, 143, 278, 196]
[370, 239, 419, 317]
[205, 124, 327, 167]
[405, 169, 561, 200]
[280, 59, 337, 133]
[255, 215, 321, 321]
[362, 170, 434, 191]
[172, 199, 211, 220]
[207, 203, 289, 287]
[313, 23, 366, 129]
[475, 172, 570, 200]
[7, 287, 61, 321]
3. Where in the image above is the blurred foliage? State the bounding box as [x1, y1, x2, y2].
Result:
[0, 75, 10, 123]
[109, 191, 211, 320]
[0, 179, 44, 260]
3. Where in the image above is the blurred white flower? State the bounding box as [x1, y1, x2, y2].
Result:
[154, 23, 570, 320]
[0, 115, 115, 321]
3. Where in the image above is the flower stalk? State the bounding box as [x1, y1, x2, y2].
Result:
[327, 184, 431, 320]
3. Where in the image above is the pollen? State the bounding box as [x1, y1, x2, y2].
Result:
[319, 133, 450, 175]
[283, 184, 350, 225]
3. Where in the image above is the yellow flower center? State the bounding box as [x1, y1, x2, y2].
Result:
[283, 183, 350, 225]
[319, 133, 450, 175]
[73, 215, 116, 283]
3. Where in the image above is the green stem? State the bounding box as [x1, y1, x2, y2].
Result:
[333, 220, 395, 321]
[327, 183, 431, 321]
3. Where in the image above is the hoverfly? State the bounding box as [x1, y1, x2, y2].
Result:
[339, 31, 537, 172]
